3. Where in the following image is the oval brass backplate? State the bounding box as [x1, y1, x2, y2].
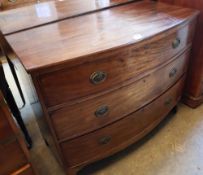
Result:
[169, 68, 177, 78]
[99, 136, 111, 145]
[172, 38, 181, 49]
[95, 105, 109, 118]
[90, 71, 107, 85]
[165, 98, 173, 106]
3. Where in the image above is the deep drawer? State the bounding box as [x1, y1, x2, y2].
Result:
[39, 22, 194, 107]
[61, 75, 184, 167]
[51, 50, 190, 141]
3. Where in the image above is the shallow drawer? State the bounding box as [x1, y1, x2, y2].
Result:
[51, 50, 190, 141]
[0, 140, 27, 175]
[61, 75, 184, 167]
[39, 22, 194, 107]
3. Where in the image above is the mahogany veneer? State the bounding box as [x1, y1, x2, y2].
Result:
[61, 76, 185, 167]
[158, 0, 203, 108]
[51, 50, 190, 141]
[0, 0, 137, 35]
[0, 1, 198, 174]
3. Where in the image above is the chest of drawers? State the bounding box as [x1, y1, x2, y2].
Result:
[0, 1, 198, 174]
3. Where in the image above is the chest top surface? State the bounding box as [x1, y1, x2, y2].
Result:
[0, 0, 135, 35]
[3, 1, 198, 73]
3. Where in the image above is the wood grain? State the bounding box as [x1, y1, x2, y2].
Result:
[61, 76, 184, 167]
[39, 22, 194, 107]
[0, 0, 41, 10]
[51, 50, 190, 141]
[4, 1, 198, 73]
[0, 0, 137, 35]
[0, 2, 197, 174]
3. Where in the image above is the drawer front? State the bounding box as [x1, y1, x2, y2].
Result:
[61, 76, 185, 167]
[51, 50, 190, 141]
[0, 140, 27, 175]
[39, 22, 194, 107]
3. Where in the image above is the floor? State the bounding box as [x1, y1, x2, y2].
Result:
[3, 62, 203, 175]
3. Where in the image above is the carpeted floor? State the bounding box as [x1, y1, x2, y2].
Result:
[4, 62, 203, 175]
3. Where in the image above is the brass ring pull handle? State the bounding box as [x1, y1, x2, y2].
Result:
[99, 136, 111, 145]
[172, 38, 181, 49]
[169, 68, 177, 78]
[90, 71, 107, 84]
[95, 105, 109, 118]
[165, 98, 173, 106]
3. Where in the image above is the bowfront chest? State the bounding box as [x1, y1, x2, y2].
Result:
[0, 1, 198, 174]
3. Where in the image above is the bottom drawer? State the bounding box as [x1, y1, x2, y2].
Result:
[61, 76, 185, 167]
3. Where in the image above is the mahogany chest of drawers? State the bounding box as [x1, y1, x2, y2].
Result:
[0, 1, 198, 174]
[0, 91, 36, 175]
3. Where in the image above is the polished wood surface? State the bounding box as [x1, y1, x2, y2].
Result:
[39, 22, 194, 107]
[0, 2, 198, 174]
[4, 1, 198, 73]
[0, 0, 42, 10]
[0, 0, 137, 35]
[51, 50, 189, 141]
[61, 76, 184, 167]
[158, 0, 203, 108]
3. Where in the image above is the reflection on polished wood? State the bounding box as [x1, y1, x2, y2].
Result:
[5, 1, 198, 73]
[0, 0, 137, 35]
[51, 51, 190, 141]
[0, 1, 198, 174]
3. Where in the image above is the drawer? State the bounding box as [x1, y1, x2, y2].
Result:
[61, 75, 184, 167]
[0, 140, 27, 175]
[39, 22, 194, 107]
[51, 50, 190, 141]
